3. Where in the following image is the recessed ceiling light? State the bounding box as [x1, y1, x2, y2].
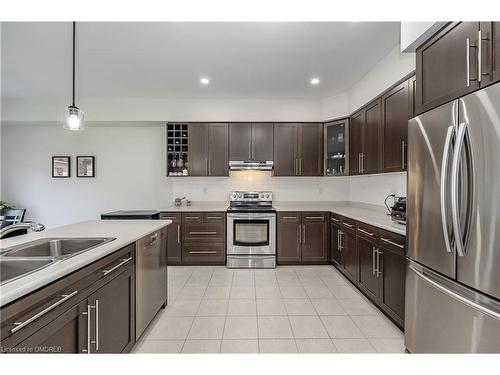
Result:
[310, 77, 320, 86]
[200, 77, 210, 85]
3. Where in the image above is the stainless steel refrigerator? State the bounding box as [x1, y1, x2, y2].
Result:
[406, 82, 500, 353]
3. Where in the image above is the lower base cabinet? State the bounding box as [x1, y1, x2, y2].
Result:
[1, 241, 141, 354]
[277, 212, 329, 264]
[331, 216, 406, 330]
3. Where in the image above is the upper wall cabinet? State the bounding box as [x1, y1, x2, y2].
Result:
[349, 99, 382, 175]
[381, 80, 410, 172]
[188, 123, 229, 177]
[324, 119, 349, 176]
[229, 123, 274, 161]
[274, 123, 323, 176]
[416, 22, 500, 115]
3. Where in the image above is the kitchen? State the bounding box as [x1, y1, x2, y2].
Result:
[1, 3, 499, 371]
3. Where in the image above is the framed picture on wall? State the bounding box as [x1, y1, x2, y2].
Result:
[52, 156, 71, 178]
[76, 156, 95, 177]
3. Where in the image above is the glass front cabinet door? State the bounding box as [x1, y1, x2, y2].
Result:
[324, 119, 349, 176]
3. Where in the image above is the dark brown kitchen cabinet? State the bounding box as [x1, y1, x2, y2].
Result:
[12, 301, 88, 353]
[274, 124, 298, 176]
[160, 212, 182, 264]
[349, 111, 363, 175]
[274, 123, 323, 176]
[252, 123, 274, 161]
[1, 244, 136, 353]
[330, 215, 342, 266]
[181, 212, 226, 264]
[357, 235, 379, 302]
[277, 212, 301, 263]
[382, 80, 410, 172]
[349, 100, 382, 175]
[229, 123, 273, 161]
[208, 123, 229, 176]
[340, 221, 357, 284]
[87, 266, 135, 353]
[277, 212, 328, 264]
[363, 99, 382, 174]
[229, 123, 252, 160]
[408, 74, 417, 119]
[378, 231, 406, 328]
[480, 22, 500, 87]
[188, 123, 228, 176]
[298, 124, 323, 176]
[416, 22, 481, 114]
[301, 213, 329, 262]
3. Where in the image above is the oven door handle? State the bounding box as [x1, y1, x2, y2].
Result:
[227, 215, 276, 220]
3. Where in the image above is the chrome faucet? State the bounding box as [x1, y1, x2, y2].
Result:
[0, 222, 45, 239]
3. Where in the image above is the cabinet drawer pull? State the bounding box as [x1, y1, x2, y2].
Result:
[206, 216, 222, 220]
[185, 216, 200, 220]
[102, 257, 132, 276]
[95, 299, 100, 351]
[331, 218, 340, 223]
[305, 216, 324, 220]
[381, 238, 404, 249]
[358, 228, 374, 237]
[372, 247, 377, 275]
[189, 231, 217, 235]
[189, 251, 217, 254]
[282, 216, 297, 220]
[177, 224, 181, 244]
[343, 223, 354, 228]
[162, 216, 177, 220]
[11, 290, 78, 334]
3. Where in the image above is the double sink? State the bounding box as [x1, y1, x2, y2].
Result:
[0, 237, 115, 285]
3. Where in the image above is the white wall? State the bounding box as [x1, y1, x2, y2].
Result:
[2, 97, 323, 123]
[400, 22, 446, 52]
[348, 45, 415, 112]
[1, 124, 172, 227]
[320, 92, 350, 121]
[348, 172, 406, 207]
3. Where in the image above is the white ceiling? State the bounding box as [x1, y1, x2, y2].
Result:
[1, 22, 400, 100]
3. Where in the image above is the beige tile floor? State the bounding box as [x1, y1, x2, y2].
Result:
[133, 265, 405, 354]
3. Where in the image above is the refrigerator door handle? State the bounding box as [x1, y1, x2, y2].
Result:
[451, 122, 467, 257]
[440, 125, 455, 254]
[409, 263, 500, 321]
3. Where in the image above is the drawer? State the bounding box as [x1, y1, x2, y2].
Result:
[302, 212, 327, 222]
[379, 229, 406, 255]
[278, 212, 300, 223]
[182, 243, 225, 264]
[204, 212, 225, 222]
[183, 223, 225, 242]
[357, 222, 379, 242]
[341, 217, 356, 232]
[182, 213, 203, 223]
[330, 213, 342, 224]
[160, 212, 181, 222]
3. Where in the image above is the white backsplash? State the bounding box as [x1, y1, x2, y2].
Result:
[171, 170, 407, 206]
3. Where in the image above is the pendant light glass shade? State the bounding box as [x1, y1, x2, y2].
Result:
[63, 105, 85, 131]
[64, 22, 85, 131]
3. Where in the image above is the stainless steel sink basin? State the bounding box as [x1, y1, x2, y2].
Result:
[1, 237, 116, 259]
[0, 258, 56, 285]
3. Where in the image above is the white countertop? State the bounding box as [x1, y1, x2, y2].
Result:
[273, 202, 406, 236]
[0, 220, 171, 307]
[160, 200, 405, 236]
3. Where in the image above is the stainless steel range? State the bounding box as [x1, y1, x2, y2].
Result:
[226, 191, 276, 269]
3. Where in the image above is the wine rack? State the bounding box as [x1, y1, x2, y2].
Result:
[166, 123, 189, 176]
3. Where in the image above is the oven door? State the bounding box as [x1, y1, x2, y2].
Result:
[227, 212, 276, 255]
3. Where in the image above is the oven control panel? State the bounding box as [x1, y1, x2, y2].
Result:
[229, 191, 273, 202]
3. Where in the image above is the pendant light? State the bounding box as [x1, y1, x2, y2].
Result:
[63, 22, 84, 131]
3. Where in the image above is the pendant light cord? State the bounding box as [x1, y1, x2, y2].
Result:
[72, 21, 76, 107]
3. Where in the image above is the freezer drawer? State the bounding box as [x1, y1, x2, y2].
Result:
[405, 261, 500, 353]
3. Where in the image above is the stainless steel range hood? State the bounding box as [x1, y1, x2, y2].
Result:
[229, 161, 274, 170]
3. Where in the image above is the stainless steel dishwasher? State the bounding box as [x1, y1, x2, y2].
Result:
[136, 229, 168, 339]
